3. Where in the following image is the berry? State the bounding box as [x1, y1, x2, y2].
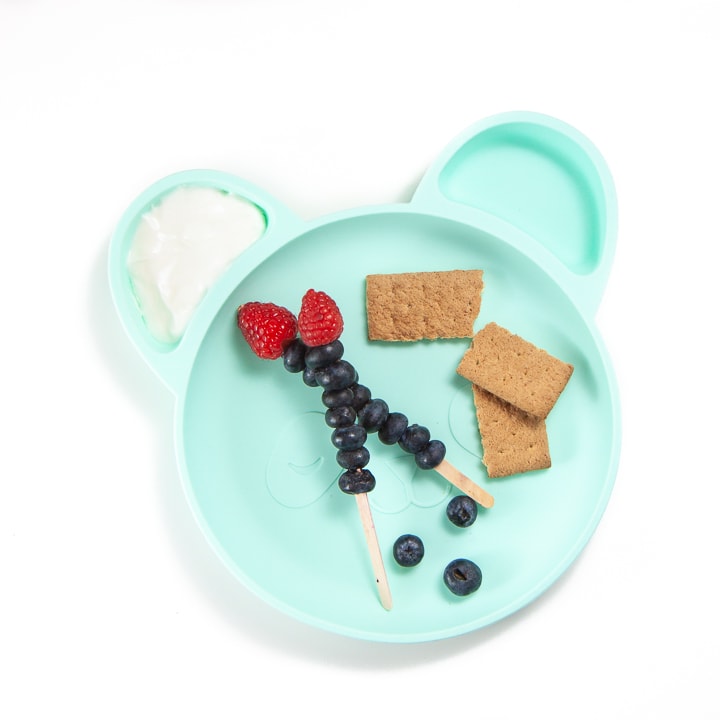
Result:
[446, 495, 478, 527]
[443, 558, 482, 596]
[302, 367, 318, 387]
[314, 360, 357, 391]
[358, 398, 389, 433]
[322, 387, 355, 409]
[282, 337, 307, 373]
[338, 468, 376, 494]
[378, 412, 408, 445]
[392, 534, 425, 567]
[349, 383, 372, 410]
[336, 447, 370, 470]
[325, 405, 357, 428]
[305, 340, 344, 370]
[399, 424, 430, 454]
[331, 424, 367, 450]
[237, 302, 298, 360]
[298, 289, 344, 347]
[415, 439, 446, 470]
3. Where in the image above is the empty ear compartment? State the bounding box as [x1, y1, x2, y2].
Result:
[420, 113, 616, 291]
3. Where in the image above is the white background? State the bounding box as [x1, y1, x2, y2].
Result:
[2, 1, 719, 717]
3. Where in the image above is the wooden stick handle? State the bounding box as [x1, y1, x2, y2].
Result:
[355, 492, 393, 611]
[435, 458, 495, 508]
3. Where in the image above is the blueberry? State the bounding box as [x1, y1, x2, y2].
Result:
[349, 383, 371, 410]
[331, 424, 367, 450]
[357, 398, 389, 433]
[392, 534, 424, 567]
[443, 558, 482, 596]
[282, 338, 307, 373]
[304, 340, 344, 370]
[399, 424, 430, 454]
[415, 439, 446, 470]
[302, 366, 318, 387]
[314, 360, 357, 391]
[378, 412, 408, 445]
[336, 446, 370, 470]
[446, 495, 477, 527]
[325, 405, 357, 428]
[338, 468, 376, 494]
[322, 387, 355, 409]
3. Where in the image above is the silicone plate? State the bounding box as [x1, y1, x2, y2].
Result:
[108, 112, 620, 643]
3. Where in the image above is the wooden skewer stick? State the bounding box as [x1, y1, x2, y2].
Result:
[435, 458, 495, 509]
[355, 492, 393, 611]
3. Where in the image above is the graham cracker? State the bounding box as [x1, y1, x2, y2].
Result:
[472, 386, 551, 478]
[457, 322, 573, 419]
[365, 269, 483, 341]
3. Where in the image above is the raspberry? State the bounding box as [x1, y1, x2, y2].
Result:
[236, 302, 298, 360]
[297, 289, 344, 347]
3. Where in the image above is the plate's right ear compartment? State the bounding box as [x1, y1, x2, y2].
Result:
[436, 113, 617, 293]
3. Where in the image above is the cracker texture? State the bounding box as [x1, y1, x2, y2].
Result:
[472, 386, 551, 478]
[366, 269, 483, 341]
[457, 322, 573, 419]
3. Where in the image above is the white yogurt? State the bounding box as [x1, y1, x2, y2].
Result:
[127, 186, 266, 344]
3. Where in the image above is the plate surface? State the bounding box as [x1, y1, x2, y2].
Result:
[179, 211, 617, 642]
[109, 112, 620, 642]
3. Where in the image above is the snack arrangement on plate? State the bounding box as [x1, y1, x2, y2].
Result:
[108, 112, 621, 642]
[234, 269, 574, 607]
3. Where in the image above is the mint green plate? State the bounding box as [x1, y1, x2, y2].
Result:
[108, 112, 620, 642]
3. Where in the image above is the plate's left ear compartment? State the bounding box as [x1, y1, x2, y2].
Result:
[109, 171, 269, 359]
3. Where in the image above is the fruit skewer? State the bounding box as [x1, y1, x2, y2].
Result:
[237, 294, 393, 609]
[287, 299, 395, 610]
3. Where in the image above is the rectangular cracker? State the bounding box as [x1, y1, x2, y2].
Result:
[366, 269, 483, 341]
[472, 385, 551, 478]
[457, 322, 574, 419]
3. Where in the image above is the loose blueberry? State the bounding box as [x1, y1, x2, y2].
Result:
[331, 424, 367, 450]
[378, 412, 409, 445]
[302, 366, 318, 387]
[336, 446, 371, 470]
[349, 383, 371, 410]
[304, 340, 344, 370]
[282, 337, 307, 373]
[446, 495, 478, 527]
[415, 439, 446, 470]
[392, 534, 425, 567]
[314, 360, 357, 391]
[443, 558, 482, 596]
[399, 424, 430, 454]
[322, 387, 355, 409]
[338, 468, 376, 494]
[325, 405, 357, 428]
[357, 398, 389, 432]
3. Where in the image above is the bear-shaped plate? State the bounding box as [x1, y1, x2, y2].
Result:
[108, 112, 620, 642]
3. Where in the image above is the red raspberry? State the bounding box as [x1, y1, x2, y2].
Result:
[298, 289, 344, 347]
[236, 302, 298, 360]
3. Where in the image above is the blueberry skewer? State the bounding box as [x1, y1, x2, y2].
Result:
[291, 336, 393, 610]
[236, 300, 392, 608]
